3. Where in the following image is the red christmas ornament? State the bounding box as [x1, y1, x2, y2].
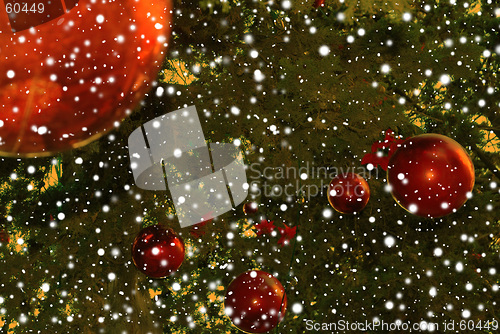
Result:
[277, 222, 297, 247]
[0, 229, 9, 244]
[254, 219, 276, 236]
[132, 225, 185, 279]
[328, 173, 370, 214]
[225, 270, 287, 333]
[0, 0, 171, 156]
[361, 129, 406, 170]
[387, 134, 475, 218]
[243, 202, 259, 215]
[313, 0, 326, 8]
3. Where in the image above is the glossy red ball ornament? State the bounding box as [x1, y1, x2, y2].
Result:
[387, 134, 475, 218]
[243, 202, 259, 215]
[132, 225, 185, 279]
[327, 173, 370, 214]
[225, 270, 287, 333]
[0, 0, 171, 156]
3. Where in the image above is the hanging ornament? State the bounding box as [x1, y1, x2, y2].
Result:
[312, 0, 326, 8]
[132, 225, 185, 278]
[361, 129, 405, 170]
[243, 202, 259, 215]
[0, 229, 9, 244]
[277, 222, 297, 247]
[387, 134, 475, 218]
[254, 219, 276, 236]
[328, 173, 370, 214]
[225, 270, 287, 333]
[0, 0, 171, 157]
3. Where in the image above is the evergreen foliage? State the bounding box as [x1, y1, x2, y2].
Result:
[0, 0, 499, 333]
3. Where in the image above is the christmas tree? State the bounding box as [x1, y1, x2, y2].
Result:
[1, 0, 499, 333]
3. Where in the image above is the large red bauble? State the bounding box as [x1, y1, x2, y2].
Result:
[327, 173, 370, 214]
[0, 0, 171, 156]
[387, 134, 475, 218]
[131, 225, 185, 279]
[224, 270, 287, 333]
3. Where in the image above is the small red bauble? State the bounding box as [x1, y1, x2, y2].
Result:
[0, 230, 9, 244]
[328, 173, 370, 214]
[132, 225, 185, 279]
[313, 0, 326, 8]
[243, 202, 259, 215]
[387, 134, 475, 218]
[225, 270, 287, 333]
[0, 0, 171, 156]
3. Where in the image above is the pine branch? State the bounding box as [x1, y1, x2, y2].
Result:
[471, 144, 500, 180]
[476, 126, 500, 132]
[391, 86, 444, 124]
